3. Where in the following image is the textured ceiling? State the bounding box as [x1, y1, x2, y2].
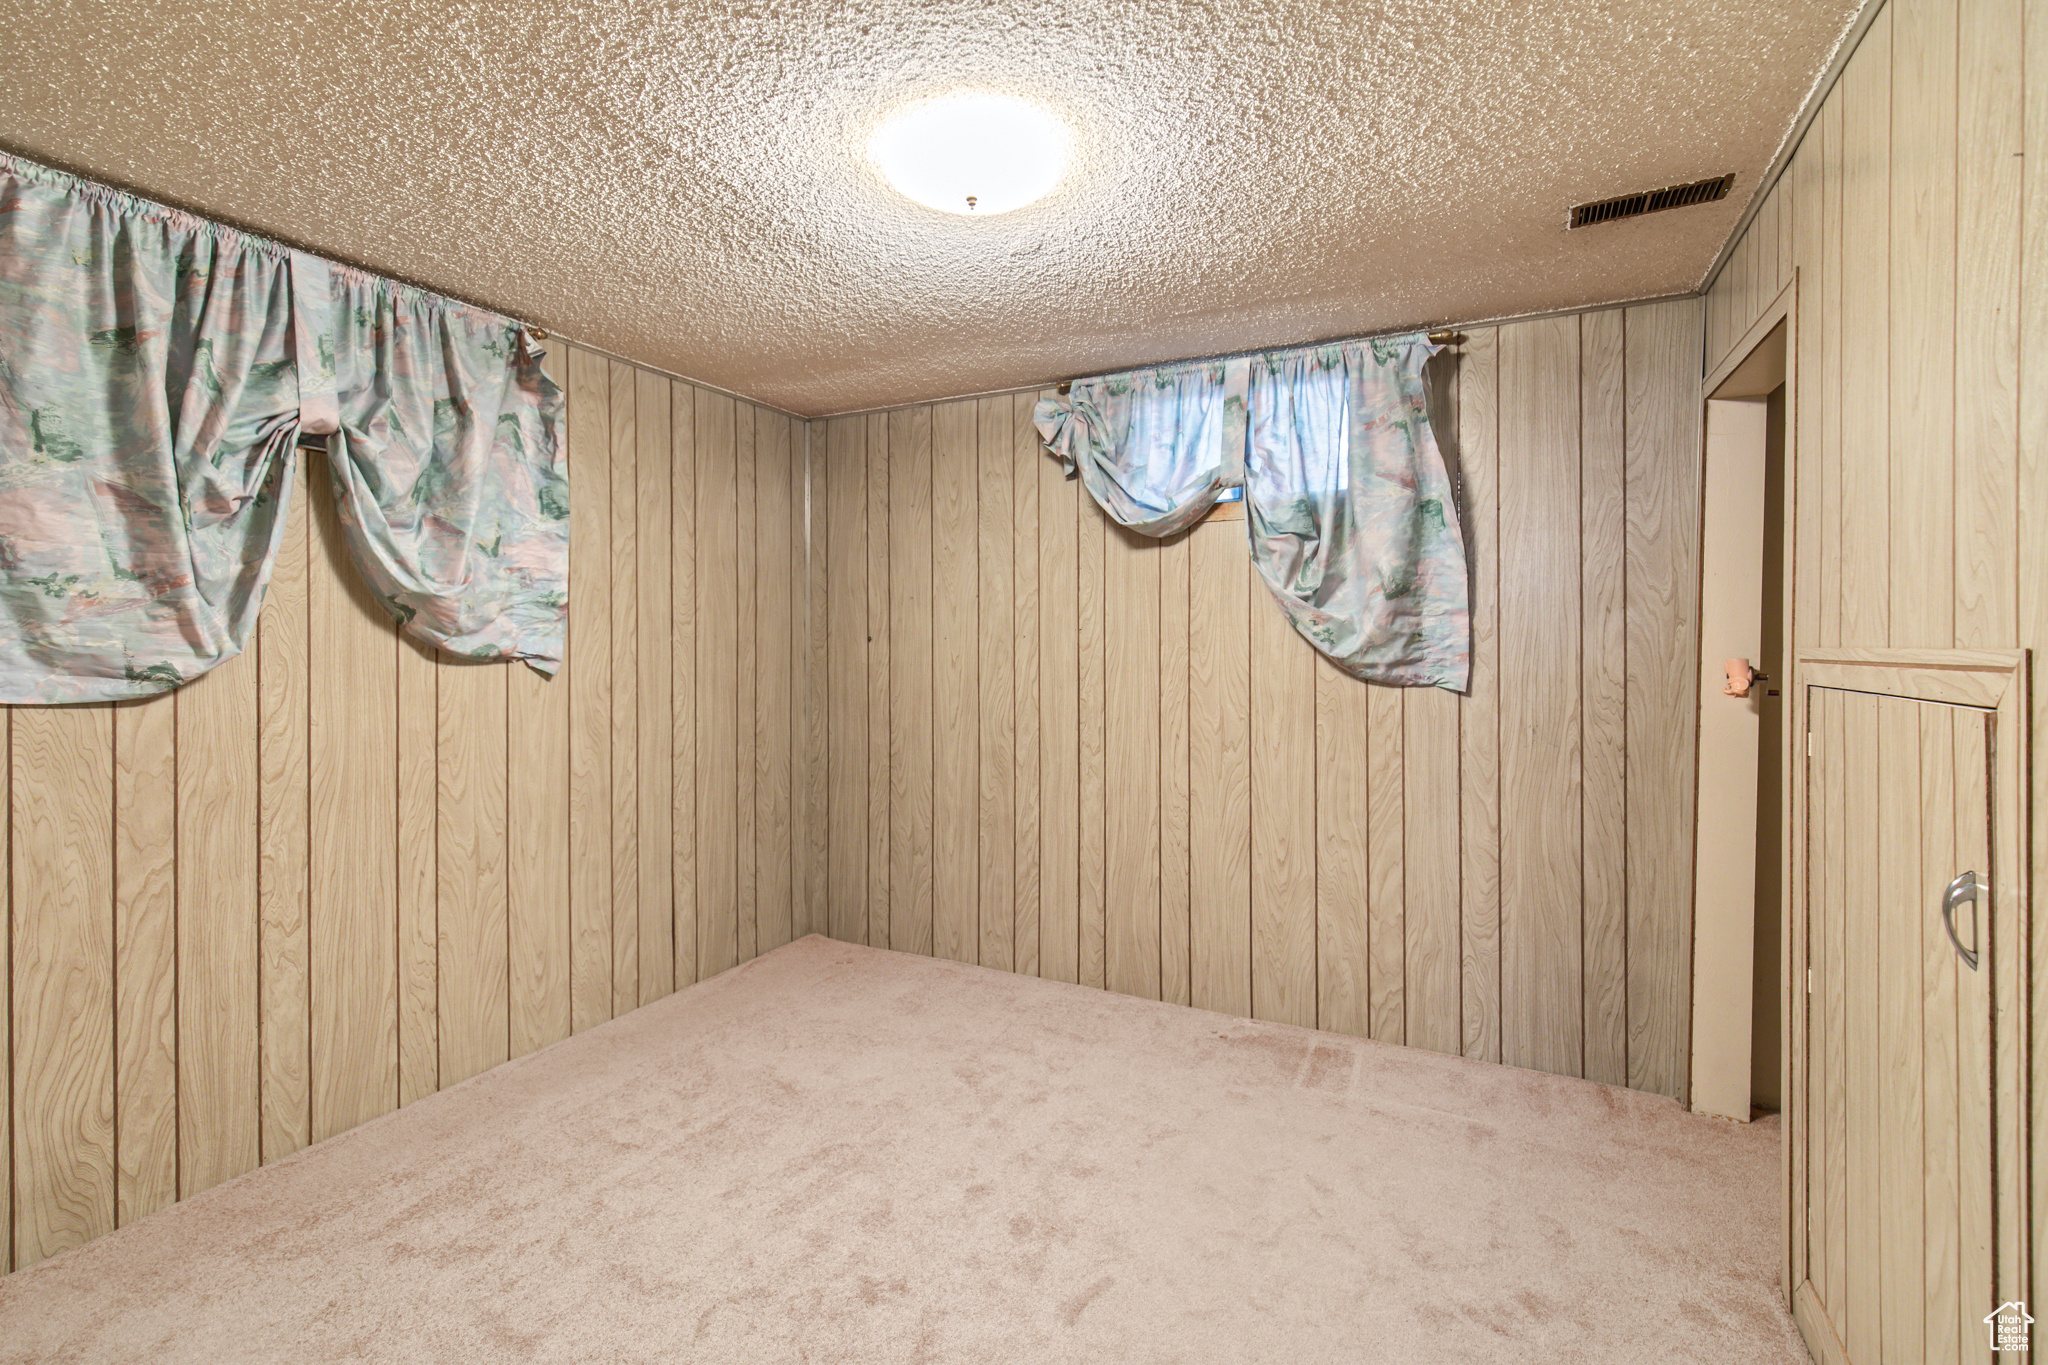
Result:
[1, 0, 1862, 416]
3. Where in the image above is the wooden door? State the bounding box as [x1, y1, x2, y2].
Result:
[1800, 684, 1993, 1364]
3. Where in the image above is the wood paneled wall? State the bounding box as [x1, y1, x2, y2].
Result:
[809, 299, 1705, 1101]
[1700, 0, 2045, 1317]
[1705, 0, 2027, 665]
[2, 343, 813, 1273]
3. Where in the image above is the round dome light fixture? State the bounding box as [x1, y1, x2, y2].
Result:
[868, 91, 1071, 216]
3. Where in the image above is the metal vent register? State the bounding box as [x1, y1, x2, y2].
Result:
[1569, 174, 1735, 229]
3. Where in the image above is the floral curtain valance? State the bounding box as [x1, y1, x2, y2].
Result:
[1034, 333, 1469, 691]
[0, 152, 567, 705]
[1034, 357, 1248, 539]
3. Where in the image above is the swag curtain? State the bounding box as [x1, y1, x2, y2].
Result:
[1035, 333, 1469, 691]
[0, 152, 566, 705]
[1035, 358, 1247, 538]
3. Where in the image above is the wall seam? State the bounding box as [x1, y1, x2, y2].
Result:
[1619, 309, 1632, 1090]
[4, 708, 11, 1272]
[1577, 314, 1589, 1082]
[109, 709, 121, 1216]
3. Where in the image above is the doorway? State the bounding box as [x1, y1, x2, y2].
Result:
[1691, 318, 1788, 1123]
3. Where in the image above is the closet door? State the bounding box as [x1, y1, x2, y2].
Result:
[1801, 683, 1993, 1365]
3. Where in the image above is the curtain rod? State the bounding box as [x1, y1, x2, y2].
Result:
[0, 141, 815, 424]
[1052, 328, 1465, 396]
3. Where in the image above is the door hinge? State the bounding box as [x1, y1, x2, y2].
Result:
[1807, 730, 1814, 758]
[1807, 967, 1814, 995]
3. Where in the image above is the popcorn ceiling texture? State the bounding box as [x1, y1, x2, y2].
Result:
[0, 0, 1861, 416]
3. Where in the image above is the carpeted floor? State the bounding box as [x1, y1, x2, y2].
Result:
[0, 936, 1808, 1363]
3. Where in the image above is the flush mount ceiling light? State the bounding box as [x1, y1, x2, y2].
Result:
[867, 91, 1072, 216]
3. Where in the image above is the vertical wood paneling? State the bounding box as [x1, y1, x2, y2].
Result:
[394, 635, 437, 1109]
[508, 645, 571, 1058]
[889, 405, 935, 958]
[754, 411, 793, 957]
[1105, 523, 1162, 999]
[566, 345, 613, 1030]
[2026, 0, 2048, 1314]
[12, 302, 1728, 1274]
[1499, 315, 1584, 1078]
[1953, 710, 1996, 1350]
[176, 650, 260, 1195]
[11, 706, 114, 1263]
[733, 406, 758, 967]
[1011, 394, 1043, 979]
[1078, 479, 1106, 991]
[1704, 242, 1728, 370]
[1918, 704, 1959, 1365]
[1623, 300, 1703, 1102]
[695, 392, 738, 980]
[1841, 687, 1879, 1361]
[636, 370, 674, 997]
[1579, 307, 1630, 1087]
[1364, 685, 1404, 1043]
[808, 305, 1704, 1107]
[803, 418, 830, 943]
[4, 345, 813, 1275]
[1458, 327, 1503, 1066]
[1759, 187, 1783, 319]
[1820, 682, 1848, 1311]
[977, 397, 1015, 973]
[608, 362, 641, 1010]
[1190, 519, 1251, 1016]
[1887, 0, 1956, 651]
[1315, 655, 1371, 1037]
[1823, 687, 1849, 1321]
[1819, 92, 1847, 649]
[1840, 8, 1891, 647]
[1791, 127, 1825, 663]
[1039, 440, 1081, 986]
[1956, 0, 2021, 650]
[1404, 687, 1460, 1056]
[1778, 173, 1795, 291]
[436, 661, 508, 1089]
[864, 413, 891, 950]
[1702, 0, 2045, 1308]
[308, 457, 398, 1142]
[113, 697, 177, 1220]
[1874, 695, 1923, 1362]
[931, 401, 979, 966]
[670, 382, 698, 987]
[255, 486, 309, 1163]
[1158, 529, 1192, 1009]
[1250, 577, 1316, 1028]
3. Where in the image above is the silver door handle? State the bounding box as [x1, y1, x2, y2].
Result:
[1942, 871, 1981, 971]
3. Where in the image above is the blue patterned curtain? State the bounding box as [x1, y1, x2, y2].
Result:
[323, 267, 569, 664]
[1033, 358, 1249, 538]
[0, 153, 566, 704]
[1246, 337, 1468, 690]
[1035, 333, 1469, 690]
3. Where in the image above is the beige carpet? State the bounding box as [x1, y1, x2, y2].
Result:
[0, 936, 1807, 1363]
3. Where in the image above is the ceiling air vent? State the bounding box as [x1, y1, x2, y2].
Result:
[1569, 174, 1735, 229]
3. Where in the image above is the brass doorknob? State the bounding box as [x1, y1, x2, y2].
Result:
[1723, 658, 1768, 697]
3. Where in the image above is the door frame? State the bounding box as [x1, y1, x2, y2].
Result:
[1788, 646, 2031, 1361]
[1699, 273, 1801, 1290]
[1693, 311, 1790, 1124]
